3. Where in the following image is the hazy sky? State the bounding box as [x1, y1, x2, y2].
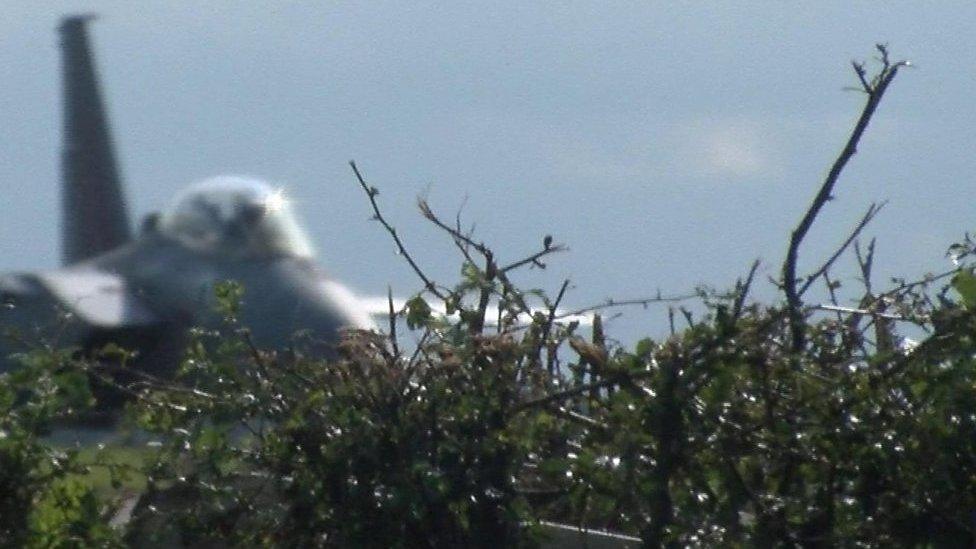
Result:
[2, 3, 974, 343]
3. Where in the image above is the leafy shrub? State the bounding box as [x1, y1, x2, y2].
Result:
[0, 348, 122, 547]
[125, 299, 559, 547]
[4, 45, 976, 547]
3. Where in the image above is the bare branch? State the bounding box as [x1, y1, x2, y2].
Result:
[733, 259, 761, 320]
[798, 202, 886, 296]
[871, 266, 959, 308]
[781, 48, 908, 352]
[811, 304, 905, 321]
[854, 237, 877, 295]
[417, 198, 536, 315]
[545, 279, 571, 375]
[387, 286, 400, 358]
[513, 372, 651, 413]
[500, 244, 568, 273]
[852, 61, 870, 92]
[822, 272, 846, 326]
[555, 292, 699, 320]
[418, 198, 491, 256]
[349, 161, 447, 300]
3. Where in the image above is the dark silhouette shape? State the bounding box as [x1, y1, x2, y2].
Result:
[60, 15, 132, 265]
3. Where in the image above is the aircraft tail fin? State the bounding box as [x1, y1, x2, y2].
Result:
[59, 15, 132, 265]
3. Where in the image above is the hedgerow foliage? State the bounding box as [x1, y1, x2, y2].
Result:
[3, 45, 976, 546]
[0, 348, 122, 547]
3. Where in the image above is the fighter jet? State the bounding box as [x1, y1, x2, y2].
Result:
[0, 16, 374, 383]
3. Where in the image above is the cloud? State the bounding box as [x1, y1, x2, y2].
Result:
[666, 116, 779, 181]
[449, 109, 786, 187]
[535, 114, 784, 184]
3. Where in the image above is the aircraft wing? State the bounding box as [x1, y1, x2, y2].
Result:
[34, 268, 157, 328]
[317, 277, 378, 330]
[0, 268, 158, 370]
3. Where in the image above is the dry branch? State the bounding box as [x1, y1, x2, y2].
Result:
[782, 44, 909, 352]
[798, 202, 886, 296]
[349, 161, 447, 300]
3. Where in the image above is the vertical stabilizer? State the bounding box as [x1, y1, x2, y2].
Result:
[60, 15, 131, 265]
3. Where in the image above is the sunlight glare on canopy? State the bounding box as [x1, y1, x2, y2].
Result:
[264, 188, 288, 214]
[159, 176, 315, 259]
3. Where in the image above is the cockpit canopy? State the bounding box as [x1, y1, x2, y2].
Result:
[158, 176, 315, 259]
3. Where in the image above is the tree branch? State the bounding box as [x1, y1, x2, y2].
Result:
[555, 292, 700, 321]
[782, 45, 908, 352]
[733, 259, 762, 320]
[513, 372, 651, 413]
[797, 202, 885, 296]
[349, 161, 447, 300]
[387, 286, 400, 357]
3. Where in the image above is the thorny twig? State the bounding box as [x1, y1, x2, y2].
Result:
[350, 161, 447, 300]
[555, 292, 700, 321]
[418, 198, 564, 320]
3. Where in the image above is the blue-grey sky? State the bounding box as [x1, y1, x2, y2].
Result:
[2, 3, 974, 343]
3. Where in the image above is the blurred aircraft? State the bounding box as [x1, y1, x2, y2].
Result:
[1, 16, 631, 547]
[0, 16, 373, 383]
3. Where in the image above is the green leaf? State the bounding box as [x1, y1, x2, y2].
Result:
[214, 279, 245, 319]
[635, 338, 655, 358]
[406, 295, 433, 329]
[461, 261, 482, 285]
[953, 270, 976, 309]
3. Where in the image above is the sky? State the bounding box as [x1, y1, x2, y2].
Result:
[2, 3, 974, 345]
